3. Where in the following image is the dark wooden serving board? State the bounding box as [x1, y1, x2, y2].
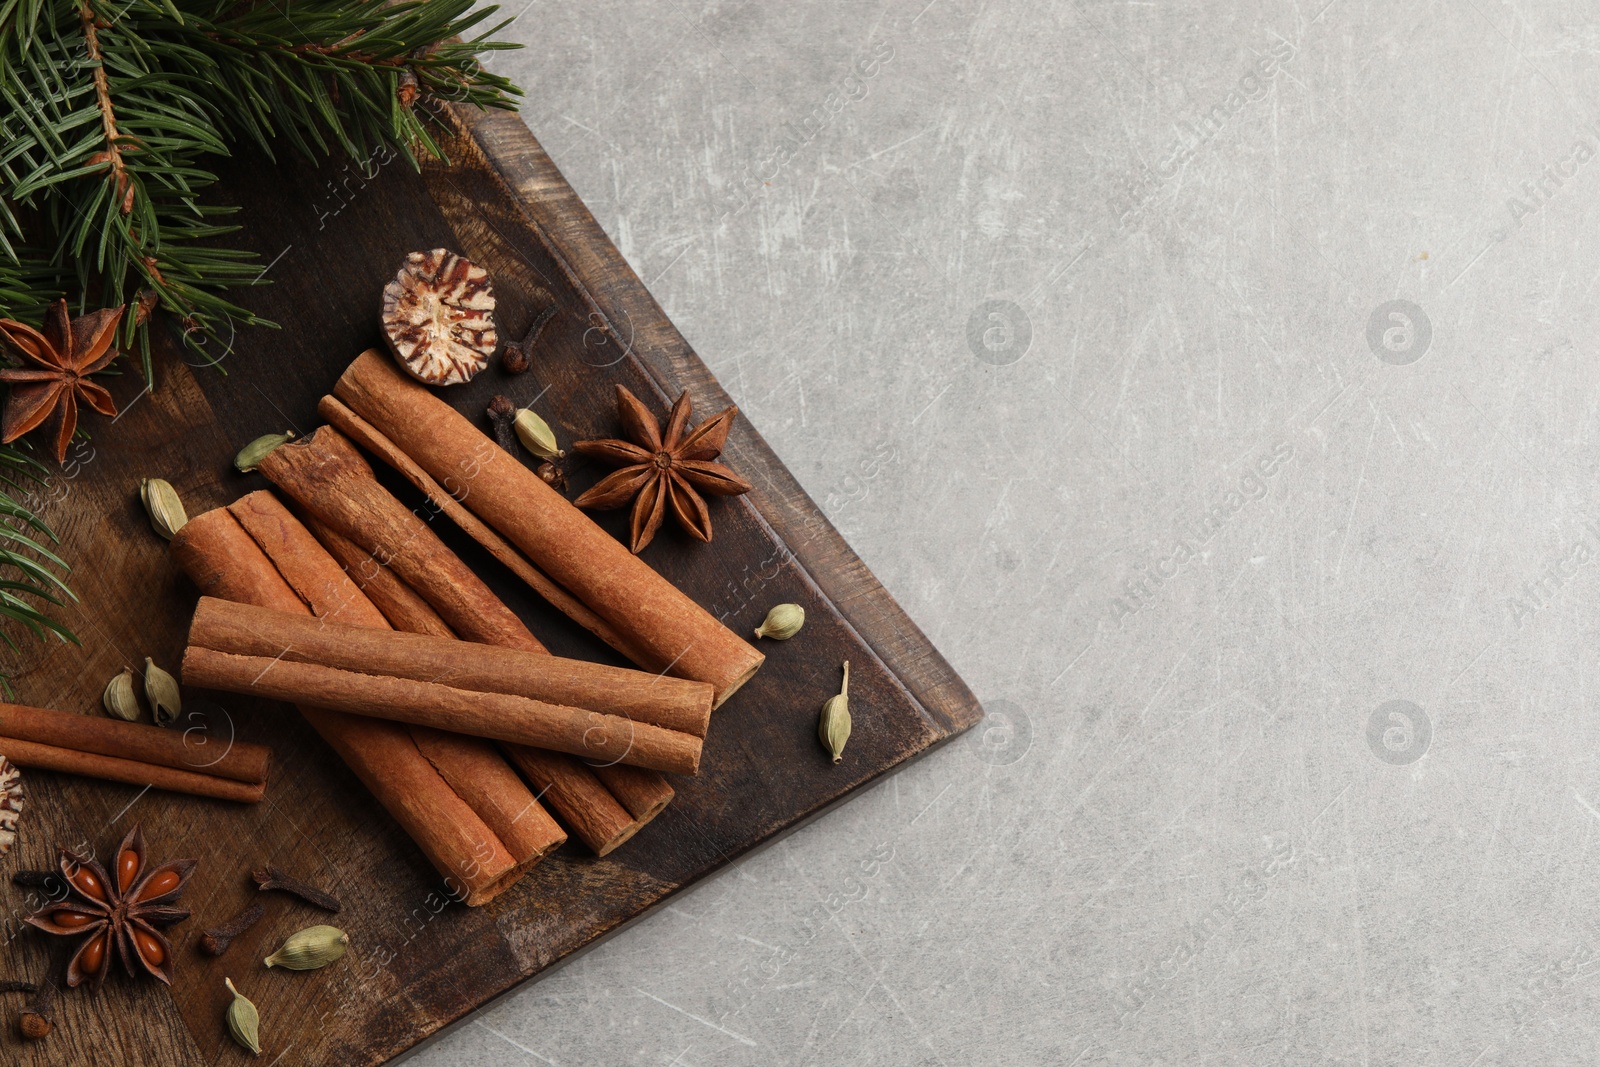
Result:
[0, 105, 980, 1065]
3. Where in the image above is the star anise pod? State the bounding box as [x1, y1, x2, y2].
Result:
[0, 298, 123, 463]
[572, 385, 752, 553]
[25, 824, 195, 990]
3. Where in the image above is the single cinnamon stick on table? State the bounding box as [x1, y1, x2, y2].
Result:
[332, 350, 764, 707]
[0, 702, 269, 785]
[170, 507, 527, 905]
[189, 597, 713, 737]
[253, 426, 546, 654]
[224, 492, 565, 873]
[0, 729, 265, 803]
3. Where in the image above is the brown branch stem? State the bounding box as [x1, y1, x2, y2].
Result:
[200, 29, 408, 67]
[79, 0, 133, 214]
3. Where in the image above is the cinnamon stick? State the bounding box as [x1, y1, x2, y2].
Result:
[235, 494, 634, 855]
[170, 507, 524, 906]
[298, 506, 664, 856]
[313, 397, 685, 844]
[319, 395, 650, 664]
[331, 350, 764, 706]
[501, 745, 641, 857]
[226, 492, 412, 635]
[223, 492, 566, 872]
[592, 763, 676, 823]
[0, 732, 265, 804]
[189, 597, 713, 737]
[0, 702, 269, 785]
[182, 648, 703, 775]
[407, 726, 564, 870]
[304, 516, 455, 639]
[253, 426, 547, 654]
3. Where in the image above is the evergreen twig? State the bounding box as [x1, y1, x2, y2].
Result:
[0, 0, 521, 676]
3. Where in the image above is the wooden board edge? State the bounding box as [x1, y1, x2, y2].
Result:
[384, 728, 969, 1066]
[451, 104, 984, 739]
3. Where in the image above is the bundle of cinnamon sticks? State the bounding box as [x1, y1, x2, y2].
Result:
[165, 350, 765, 905]
[322, 350, 765, 704]
[184, 597, 709, 774]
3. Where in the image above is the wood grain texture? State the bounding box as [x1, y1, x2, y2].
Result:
[0, 104, 979, 1065]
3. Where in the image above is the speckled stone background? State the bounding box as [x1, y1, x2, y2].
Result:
[408, 1, 1600, 1063]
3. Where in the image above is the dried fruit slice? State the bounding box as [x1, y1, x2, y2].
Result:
[380, 249, 498, 386]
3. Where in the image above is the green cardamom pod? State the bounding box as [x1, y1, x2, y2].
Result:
[264, 924, 349, 970]
[139, 478, 188, 541]
[224, 977, 262, 1055]
[513, 408, 564, 459]
[102, 667, 141, 722]
[143, 657, 181, 728]
[754, 603, 805, 641]
[234, 432, 295, 473]
[817, 660, 851, 764]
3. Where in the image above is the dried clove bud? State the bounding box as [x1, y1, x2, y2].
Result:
[501, 345, 530, 375]
[487, 395, 517, 452]
[253, 866, 341, 913]
[19, 1011, 49, 1041]
[11, 870, 65, 897]
[200, 902, 265, 957]
[18, 980, 52, 1041]
[536, 461, 567, 493]
[501, 303, 558, 375]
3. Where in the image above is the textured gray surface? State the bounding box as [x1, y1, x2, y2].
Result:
[410, 2, 1600, 1064]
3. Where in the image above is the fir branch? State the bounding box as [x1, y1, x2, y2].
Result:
[0, 0, 50, 63]
[4, 2, 267, 375]
[0, 441, 78, 696]
[78, 0, 132, 214]
[166, 0, 520, 165]
[0, 0, 522, 669]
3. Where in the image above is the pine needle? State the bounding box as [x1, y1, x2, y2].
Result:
[0, 0, 522, 672]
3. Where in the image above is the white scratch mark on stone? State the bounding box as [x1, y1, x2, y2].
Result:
[477, 1020, 562, 1065]
[911, 382, 952, 425]
[633, 989, 758, 1047]
[909, 783, 951, 825]
[1331, 406, 1378, 581]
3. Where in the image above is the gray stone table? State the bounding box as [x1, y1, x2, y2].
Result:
[410, 1, 1600, 1063]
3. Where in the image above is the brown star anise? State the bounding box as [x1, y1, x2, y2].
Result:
[25, 824, 195, 990]
[573, 385, 752, 553]
[0, 298, 123, 463]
